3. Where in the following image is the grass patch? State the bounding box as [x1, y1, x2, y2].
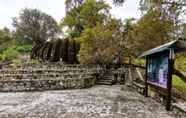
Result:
[173, 75, 186, 93]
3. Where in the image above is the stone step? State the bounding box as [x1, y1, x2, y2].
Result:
[0, 69, 96, 74]
[0, 76, 93, 81]
[103, 78, 113, 81]
[0, 73, 94, 80]
[99, 79, 114, 82]
[104, 76, 113, 78]
[1, 67, 98, 71]
[16, 64, 99, 70]
[97, 74, 115, 85]
[0, 73, 93, 76]
[0, 75, 95, 92]
[97, 81, 113, 85]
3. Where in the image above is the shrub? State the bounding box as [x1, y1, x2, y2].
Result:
[16, 45, 32, 53]
[1, 46, 19, 61]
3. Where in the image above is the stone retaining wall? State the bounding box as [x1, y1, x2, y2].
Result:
[0, 77, 96, 92]
[0, 63, 100, 92]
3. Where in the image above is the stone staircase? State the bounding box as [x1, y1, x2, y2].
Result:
[0, 63, 99, 92]
[98, 75, 114, 85]
[97, 67, 127, 85]
[97, 73, 115, 85]
[0, 63, 128, 91]
[0, 63, 97, 80]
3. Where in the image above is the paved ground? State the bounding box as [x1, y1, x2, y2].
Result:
[0, 85, 173, 118]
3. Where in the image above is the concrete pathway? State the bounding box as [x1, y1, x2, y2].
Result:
[0, 85, 173, 118]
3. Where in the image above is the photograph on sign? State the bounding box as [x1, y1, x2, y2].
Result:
[147, 54, 169, 89]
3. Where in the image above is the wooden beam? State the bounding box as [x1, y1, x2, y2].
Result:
[145, 57, 148, 97]
[136, 68, 144, 81]
[166, 58, 174, 111]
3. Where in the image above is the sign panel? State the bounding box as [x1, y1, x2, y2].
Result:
[147, 53, 169, 89]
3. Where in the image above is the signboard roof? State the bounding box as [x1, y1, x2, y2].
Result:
[139, 39, 186, 58]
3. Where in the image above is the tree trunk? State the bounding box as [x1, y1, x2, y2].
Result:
[173, 68, 186, 83]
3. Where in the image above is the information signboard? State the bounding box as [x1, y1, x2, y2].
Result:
[140, 39, 186, 111]
[147, 52, 169, 89]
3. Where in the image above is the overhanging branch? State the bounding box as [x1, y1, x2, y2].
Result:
[173, 68, 186, 83]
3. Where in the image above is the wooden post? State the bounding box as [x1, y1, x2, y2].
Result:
[166, 50, 175, 111]
[145, 57, 148, 97]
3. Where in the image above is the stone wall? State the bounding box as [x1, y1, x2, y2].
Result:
[0, 77, 96, 92]
[0, 63, 130, 92]
[0, 63, 99, 92]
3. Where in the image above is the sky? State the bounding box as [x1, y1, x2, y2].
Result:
[0, 0, 141, 29]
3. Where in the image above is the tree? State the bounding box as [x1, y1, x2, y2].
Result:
[13, 8, 60, 44]
[0, 28, 12, 44]
[139, 0, 186, 39]
[63, 0, 128, 64]
[51, 39, 62, 62]
[65, 0, 84, 12]
[61, 0, 110, 38]
[140, 0, 186, 11]
[121, 18, 136, 61]
[112, 0, 126, 5]
[65, 0, 126, 10]
[126, 10, 173, 56]
[0, 28, 14, 53]
[78, 19, 126, 64]
[181, 23, 186, 39]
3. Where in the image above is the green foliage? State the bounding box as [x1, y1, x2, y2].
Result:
[0, 40, 14, 53]
[127, 10, 173, 56]
[0, 40, 32, 62]
[175, 53, 186, 72]
[181, 23, 186, 39]
[173, 75, 186, 93]
[0, 45, 19, 61]
[25, 59, 40, 64]
[13, 8, 60, 44]
[65, 0, 125, 10]
[133, 59, 145, 66]
[139, 0, 186, 13]
[78, 19, 126, 64]
[0, 28, 12, 44]
[61, 0, 111, 38]
[0, 28, 14, 53]
[139, 0, 186, 38]
[15, 45, 32, 53]
[12, 59, 22, 65]
[172, 54, 186, 93]
[10, 59, 40, 69]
